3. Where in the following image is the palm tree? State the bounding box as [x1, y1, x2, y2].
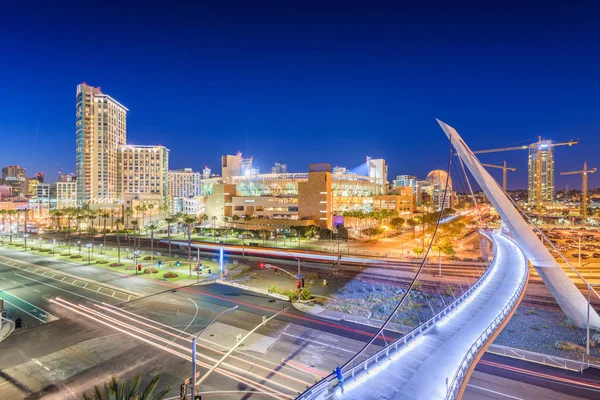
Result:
[131, 220, 138, 249]
[23, 208, 29, 235]
[159, 204, 169, 219]
[115, 217, 123, 263]
[100, 211, 110, 253]
[7, 209, 16, 244]
[165, 216, 177, 258]
[183, 215, 197, 261]
[147, 224, 158, 256]
[147, 203, 155, 224]
[407, 218, 417, 238]
[201, 214, 209, 229]
[76, 211, 85, 241]
[124, 208, 133, 240]
[211, 215, 217, 229]
[140, 204, 148, 234]
[82, 374, 170, 400]
[87, 209, 98, 231]
[222, 216, 229, 228]
[0, 210, 6, 243]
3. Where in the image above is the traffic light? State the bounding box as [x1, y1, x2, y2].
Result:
[273, 266, 278, 273]
[176, 261, 180, 267]
[158, 261, 162, 267]
[137, 264, 142, 271]
[258, 262, 264, 269]
[296, 281, 301, 289]
[15, 317, 22, 329]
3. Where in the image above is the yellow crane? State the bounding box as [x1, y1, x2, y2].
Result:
[473, 137, 578, 205]
[560, 162, 597, 219]
[481, 161, 516, 191]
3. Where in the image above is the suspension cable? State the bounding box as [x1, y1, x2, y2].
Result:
[339, 134, 454, 371]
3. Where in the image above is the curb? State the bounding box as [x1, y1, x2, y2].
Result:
[0, 319, 15, 343]
[216, 279, 289, 301]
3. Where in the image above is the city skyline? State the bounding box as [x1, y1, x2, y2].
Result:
[1, 3, 600, 188]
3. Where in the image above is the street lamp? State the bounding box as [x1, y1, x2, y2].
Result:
[86, 243, 92, 264]
[78, 240, 81, 255]
[190, 305, 238, 399]
[23, 234, 29, 251]
[52, 239, 56, 256]
[99, 244, 103, 256]
[277, 249, 301, 280]
[126, 248, 130, 260]
[133, 250, 140, 274]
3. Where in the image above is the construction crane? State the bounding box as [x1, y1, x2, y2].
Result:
[560, 162, 597, 219]
[473, 137, 578, 205]
[481, 161, 516, 191]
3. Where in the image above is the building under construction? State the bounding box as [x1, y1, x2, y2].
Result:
[527, 139, 554, 204]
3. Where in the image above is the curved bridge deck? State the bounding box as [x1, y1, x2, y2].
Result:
[304, 232, 528, 400]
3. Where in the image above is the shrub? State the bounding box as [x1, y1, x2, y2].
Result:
[70, 255, 82, 259]
[285, 290, 299, 302]
[445, 286, 455, 297]
[412, 280, 422, 290]
[151, 268, 159, 273]
[554, 340, 584, 352]
[143, 269, 151, 274]
[299, 288, 312, 301]
[563, 318, 576, 329]
[268, 285, 277, 293]
[95, 260, 109, 264]
[60, 253, 71, 256]
[163, 272, 178, 279]
[143, 256, 153, 261]
[110, 263, 124, 267]
[527, 309, 537, 315]
[38, 248, 51, 252]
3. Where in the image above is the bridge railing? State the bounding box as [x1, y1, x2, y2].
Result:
[297, 231, 498, 400]
[444, 234, 528, 400]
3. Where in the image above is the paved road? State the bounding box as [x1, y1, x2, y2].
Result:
[0, 246, 597, 399]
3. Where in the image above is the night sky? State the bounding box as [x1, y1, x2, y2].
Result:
[1, 1, 599, 190]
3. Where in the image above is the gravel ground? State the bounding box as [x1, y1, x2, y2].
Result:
[495, 305, 600, 363]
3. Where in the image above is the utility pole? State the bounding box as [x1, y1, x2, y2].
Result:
[560, 162, 597, 219]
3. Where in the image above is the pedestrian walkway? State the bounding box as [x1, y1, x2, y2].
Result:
[299, 231, 529, 400]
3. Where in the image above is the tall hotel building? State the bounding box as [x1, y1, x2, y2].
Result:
[168, 168, 202, 197]
[76, 83, 128, 207]
[528, 140, 555, 205]
[120, 145, 169, 201]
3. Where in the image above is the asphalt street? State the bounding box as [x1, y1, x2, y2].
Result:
[0, 246, 598, 399]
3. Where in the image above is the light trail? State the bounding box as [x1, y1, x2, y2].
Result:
[98, 301, 315, 382]
[50, 298, 293, 400]
[70, 301, 304, 393]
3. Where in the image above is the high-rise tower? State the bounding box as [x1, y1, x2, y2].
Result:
[527, 140, 554, 205]
[76, 83, 128, 207]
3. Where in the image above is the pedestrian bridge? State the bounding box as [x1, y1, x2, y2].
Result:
[297, 231, 528, 400]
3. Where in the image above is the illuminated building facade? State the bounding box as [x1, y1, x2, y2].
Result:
[76, 83, 128, 206]
[2, 165, 28, 197]
[528, 140, 554, 204]
[168, 168, 202, 198]
[119, 145, 169, 203]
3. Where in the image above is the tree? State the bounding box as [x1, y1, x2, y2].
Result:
[305, 225, 320, 239]
[211, 215, 217, 229]
[165, 216, 177, 258]
[183, 215, 197, 261]
[147, 224, 158, 256]
[100, 211, 110, 253]
[437, 238, 456, 257]
[406, 218, 417, 238]
[361, 227, 382, 239]
[81, 374, 170, 400]
[131, 221, 138, 249]
[76, 211, 86, 241]
[389, 217, 405, 233]
[412, 246, 425, 257]
[7, 210, 16, 244]
[115, 218, 123, 263]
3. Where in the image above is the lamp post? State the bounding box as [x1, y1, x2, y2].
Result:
[134, 250, 140, 274]
[277, 249, 301, 280]
[78, 240, 81, 255]
[190, 305, 238, 400]
[579, 233, 582, 268]
[23, 234, 29, 251]
[52, 239, 56, 256]
[86, 243, 92, 264]
[126, 248, 130, 260]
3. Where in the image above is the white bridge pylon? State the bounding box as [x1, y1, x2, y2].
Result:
[437, 119, 600, 329]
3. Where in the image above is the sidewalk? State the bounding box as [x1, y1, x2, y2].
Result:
[0, 319, 14, 343]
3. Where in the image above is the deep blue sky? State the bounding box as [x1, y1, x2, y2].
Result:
[1, 1, 599, 190]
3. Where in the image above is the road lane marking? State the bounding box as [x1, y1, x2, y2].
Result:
[0, 288, 58, 322]
[282, 332, 357, 353]
[467, 384, 523, 399]
[14, 274, 105, 304]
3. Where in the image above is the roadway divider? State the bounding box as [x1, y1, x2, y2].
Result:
[216, 279, 289, 301]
